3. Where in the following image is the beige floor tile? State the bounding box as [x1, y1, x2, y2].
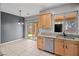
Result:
[1, 39, 55, 56]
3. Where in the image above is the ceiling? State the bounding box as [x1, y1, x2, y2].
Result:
[0, 3, 64, 17]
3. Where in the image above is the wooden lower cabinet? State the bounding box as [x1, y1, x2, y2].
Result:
[37, 36, 44, 50]
[55, 38, 79, 56]
[55, 39, 64, 55]
[64, 40, 79, 56]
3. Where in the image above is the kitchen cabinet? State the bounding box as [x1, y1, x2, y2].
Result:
[37, 36, 44, 49]
[65, 12, 78, 34]
[32, 23, 38, 36]
[39, 13, 52, 28]
[65, 12, 76, 20]
[55, 16, 64, 22]
[55, 38, 79, 56]
[55, 38, 64, 55]
[64, 40, 79, 56]
[45, 14, 52, 28]
[39, 14, 46, 28]
[32, 23, 35, 34]
[37, 36, 54, 53]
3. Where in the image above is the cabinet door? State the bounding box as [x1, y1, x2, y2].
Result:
[39, 13, 52, 28]
[39, 14, 46, 28]
[39, 15, 42, 28]
[42, 14, 47, 27]
[65, 41, 78, 56]
[34, 23, 38, 36]
[32, 23, 38, 36]
[55, 39, 64, 55]
[32, 24, 35, 34]
[37, 36, 44, 49]
[45, 14, 52, 28]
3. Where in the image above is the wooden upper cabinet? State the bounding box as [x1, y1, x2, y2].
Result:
[39, 13, 52, 28]
[65, 12, 77, 20]
[39, 15, 46, 28]
[45, 13, 52, 28]
[65, 15, 76, 20]
[41, 14, 47, 27]
[55, 16, 64, 22]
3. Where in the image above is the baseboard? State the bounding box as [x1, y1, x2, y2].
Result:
[1, 38, 24, 45]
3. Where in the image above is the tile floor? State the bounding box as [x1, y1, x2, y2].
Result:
[1, 39, 55, 56]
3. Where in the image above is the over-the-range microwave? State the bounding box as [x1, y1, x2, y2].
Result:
[54, 24, 62, 32]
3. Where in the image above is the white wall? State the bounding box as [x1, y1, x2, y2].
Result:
[25, 4, 79, 37]
[41, 4, 79, 14]
[40, 4, 79, 35]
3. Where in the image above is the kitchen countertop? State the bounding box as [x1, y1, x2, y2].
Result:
[56, 36, 79, 41]
[38, 35, 56, 39]
[38, 34, 79, 41]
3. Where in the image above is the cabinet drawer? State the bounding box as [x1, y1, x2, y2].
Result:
[55, 39, 64, 43]
[65, 40, 79, 45]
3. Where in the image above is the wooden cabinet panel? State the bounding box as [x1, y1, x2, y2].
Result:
[55, 38, 79, 56]
[32, 24, 35, 34]
[34, 23, 38, 36]
[39, 13, 52, 28]
[42, 14, 47, 27]
[32, 23, 38, 36]
[55, 39, 64, 55]
[37, 36, 44, 49]
[65, 15, 76, 20]
[39, 14, 46, 28]
[39, 16, 42, 28]
[65, 12, 76, 20]
[55, 16, 64, 22]
[64, 41, 79, 56]
[45, 14, 52, 28]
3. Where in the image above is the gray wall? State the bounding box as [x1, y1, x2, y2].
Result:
[1, 12, 24, 43]
[0, 12, 1, 43]
[0, 4, 1, 43]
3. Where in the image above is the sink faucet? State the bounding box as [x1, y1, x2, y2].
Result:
[63, 32, 66, 36]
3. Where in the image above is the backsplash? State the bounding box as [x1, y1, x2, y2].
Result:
[59, 33, 79, 38]
[38, 28, 53, 35]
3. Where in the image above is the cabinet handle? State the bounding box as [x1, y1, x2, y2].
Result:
[63, 45, 64, 48]
[66, 45, 67, 48]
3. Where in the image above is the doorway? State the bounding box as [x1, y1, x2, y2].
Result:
[27, 22, 38, 41]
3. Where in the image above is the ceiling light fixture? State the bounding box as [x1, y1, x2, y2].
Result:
[18, 9, 24, 25]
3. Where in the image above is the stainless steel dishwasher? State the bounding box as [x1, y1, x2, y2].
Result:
[44, 37, 54, 53]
